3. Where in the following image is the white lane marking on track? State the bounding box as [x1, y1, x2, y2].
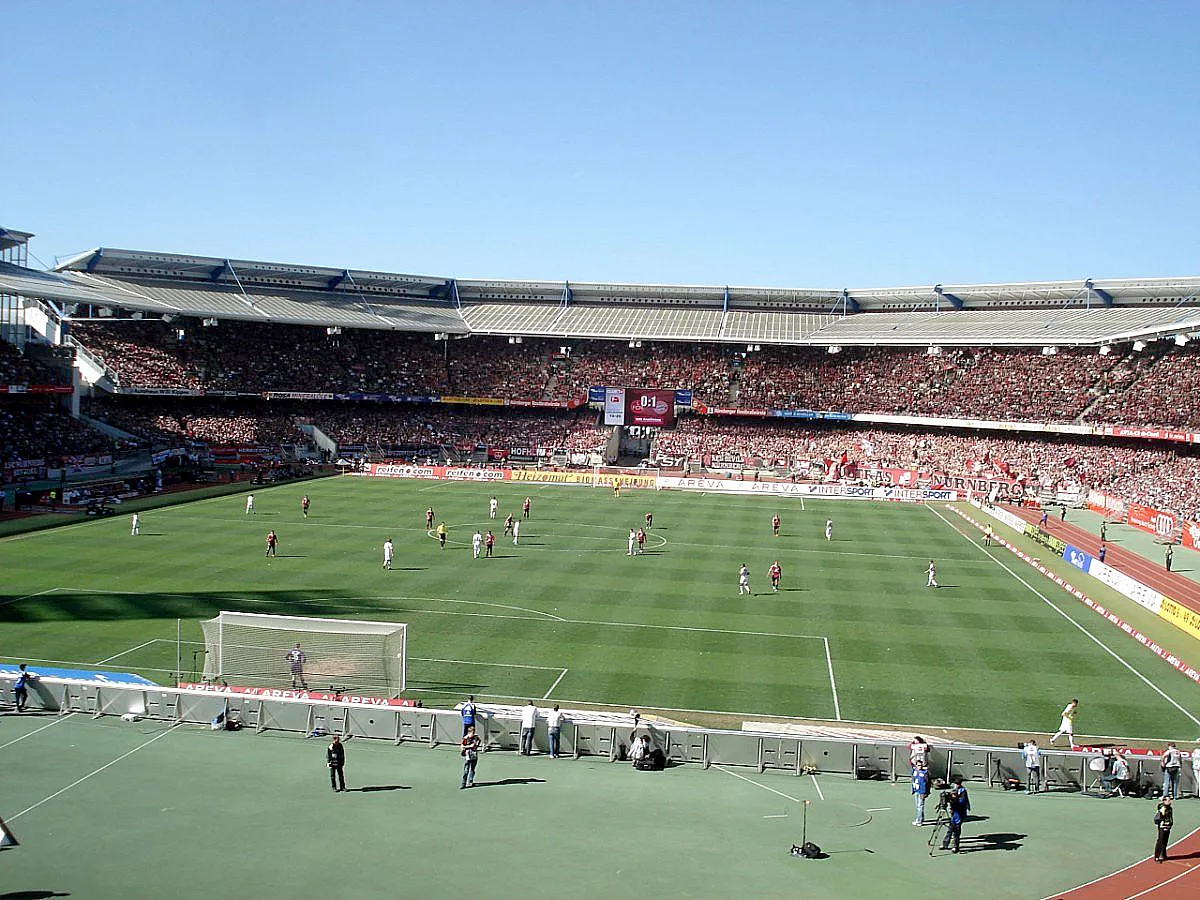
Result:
[9, 723, 180, 821]
[810, 773, 825, 800]
[0, 714, 76, 751]
[714, 764, 805, 803]
[927, 505, 1200, 730]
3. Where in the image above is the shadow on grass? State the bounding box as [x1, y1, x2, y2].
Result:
[352, 785, 411, 792]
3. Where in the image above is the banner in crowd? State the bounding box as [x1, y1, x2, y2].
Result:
[358, 464, 509, 482]
[588, 386, 607, 403]
[1126, 502, 1181, 540]
[0, 384, 72, 395]
[1096, 425, 1200, 444]
[510, 469, 658, 489]
[873, 468, 1025, 501]
[657, 476, 957, 502]
[1183, 520, 1200, 552]
[264, 391, 335, 401]
[1086, 488, 1127, 519]
[674, 389, 693, 407]
[439, 395, 506, 406]
[114, 386, 203, 396]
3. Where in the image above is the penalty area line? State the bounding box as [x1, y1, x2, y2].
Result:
[714, 765, 805, 804]
[542, 668, 569, 700]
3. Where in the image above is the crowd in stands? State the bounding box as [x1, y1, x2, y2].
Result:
[0, 402, 112, 466]
[0, 341, 68, 386]
[732, 346, 1127, 422]
[654, 418, 1200, 520]
[62, 320, 1200, 430]
[70, 320, 449, 395]
[83, 398, 308, 447]
[318, 407, 608, 453]
[1086, 344, 1200, 428]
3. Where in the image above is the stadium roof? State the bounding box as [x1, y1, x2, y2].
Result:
[5, 246, 1195, 346]
[0, 228, 34, 252]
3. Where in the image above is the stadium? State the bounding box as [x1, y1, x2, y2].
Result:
[3, 226, 1200, 897]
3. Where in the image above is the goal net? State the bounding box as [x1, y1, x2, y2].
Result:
[201, 611, 407, 696]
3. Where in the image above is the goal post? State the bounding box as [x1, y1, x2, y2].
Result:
[201, 611, 407, 696]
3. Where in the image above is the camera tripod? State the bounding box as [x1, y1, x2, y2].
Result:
[927, 800, 950, 857]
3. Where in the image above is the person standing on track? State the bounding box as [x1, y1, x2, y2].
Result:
[1153, 796, 1174, 862]
[460, 695, 478, 736]
[1021, 740, 1042, 794]
[1050, 698, 1078, 746]
[12, 664, 37, 712]
[1039, 509, 1048, 528]
[912, 761, 931, 826]
[1191, 744, 1200, 798]
[461, 725, 482, 788]
[1099, 543, 1107, 563]
[983, 524, 992, 546]
[1162, 743, 1183, 799]
[1100, 521, 1108, 542]
[1165, 545, 1174, 572]
[326, 734, 347, 792]
[287, 643, 307, 690]
[939, 778, 970, 854]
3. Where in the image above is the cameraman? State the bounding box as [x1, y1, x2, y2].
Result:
[939, 777, 971, 854]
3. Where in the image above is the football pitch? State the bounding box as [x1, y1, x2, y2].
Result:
[3, 476, 1199, 741]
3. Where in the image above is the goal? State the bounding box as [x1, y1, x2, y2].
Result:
[201, 611, 407, 696]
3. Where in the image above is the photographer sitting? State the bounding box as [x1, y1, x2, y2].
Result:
[1102, 751, 1134, 797]
[630, 734, 652, 768]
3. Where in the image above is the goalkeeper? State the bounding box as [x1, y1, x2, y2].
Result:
[286, 643, 308, 689]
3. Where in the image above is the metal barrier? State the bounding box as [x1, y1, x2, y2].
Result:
[2, 674, 1192, 797]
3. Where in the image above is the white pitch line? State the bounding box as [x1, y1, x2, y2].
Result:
[0, 586, 62, 609]
[714, 764, 805, 803]
[927, 505, 1200, 730]
[0, 713, 75, 751]
[542, 668, 569, 700]
[9, 723, 179, 822]
[823, 637, 842, 720]
[809, 773, 825, 801]
[762, 814, 789, 818]
[412, 656, 565, 671]
[866, 808, 891, 812]
[96, 639, 160, 665]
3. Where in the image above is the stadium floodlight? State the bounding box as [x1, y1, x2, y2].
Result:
[926, 345, 941, 356]
[1133, 340, 1147, 352]
[326, 326, 342, 336]
[176, 329, 185, 342]
[1099, 344, 1112, 356]
[202, 317, 218, 327]
[201, 611, 408, 696]
[1175, 334, 1189, 347]
[1042, 346, 1057, 356]
[827, 345, 841, 354]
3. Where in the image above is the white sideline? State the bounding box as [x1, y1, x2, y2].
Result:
[9, 723, 179, 821]
[542, 668, 569, 700]
[926, 506, 1200, 730]
[823, 637, 842, 720]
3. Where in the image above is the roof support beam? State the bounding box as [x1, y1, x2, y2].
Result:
[85, 249, 104, 273]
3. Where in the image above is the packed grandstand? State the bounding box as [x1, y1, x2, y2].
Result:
[2, 241, 1200, 532]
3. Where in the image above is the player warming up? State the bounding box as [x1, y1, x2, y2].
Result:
[130, 513, 140, 536]
[503, 513, 514, 536]
[925, 559, 938, 588]
[738, 563, 751, 596]
[523, 496, 531, 518]
[301, 495, 310, 519]
[489, 496, 498, 520]
[437, 522, 447, 549]
[636, 527, 646, 554]
[627, 528, 636, 556]
[472, 530, 483, 559]
[1050, 698, 1078, 746]
[644, 511, 653, 529]
[485, 530, 495, 557]
[825, 519, 833, 541]
[426, 507, 435, 529]
[265, 530, 278, 558]
[769, 560, 782, 592]
[382, 538, 394, 570]
[772, 514, 780, 537]
[245, 493, 255, 514]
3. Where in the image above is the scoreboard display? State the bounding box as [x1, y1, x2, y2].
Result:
[604, 388, 675, 427]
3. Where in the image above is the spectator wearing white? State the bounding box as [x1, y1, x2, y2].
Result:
[1162, 743, 1183, 800]
[547, 704, 565, 759]
[1021, 740, 1042, 794]
[909, 735, 930, 770]
[519, 701, 538, 756]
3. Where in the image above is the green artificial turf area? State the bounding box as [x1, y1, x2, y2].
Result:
[3, 477, 1199, 742]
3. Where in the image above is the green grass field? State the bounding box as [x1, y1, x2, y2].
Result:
[4, 477, 1199, 741]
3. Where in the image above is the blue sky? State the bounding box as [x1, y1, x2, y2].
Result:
[6, 2, 1198, 287]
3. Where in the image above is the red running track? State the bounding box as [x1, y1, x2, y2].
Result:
[1049, 825, 1200, 899]
[1005, 507, 1200, 615]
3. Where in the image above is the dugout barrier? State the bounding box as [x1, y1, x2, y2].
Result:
[2, 674, 1193, 796]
